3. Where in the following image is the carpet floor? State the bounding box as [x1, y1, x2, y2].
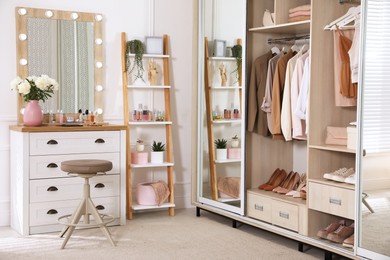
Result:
[0, 208, 329, 260]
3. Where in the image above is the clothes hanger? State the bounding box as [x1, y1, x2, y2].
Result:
[324, 5, 361, 30]
[271, 46, 280, 55]
[291, 44, 300, 53]
[300, 44, 309, 53]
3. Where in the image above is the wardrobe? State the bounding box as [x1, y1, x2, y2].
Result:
[195, 0, 390, 259]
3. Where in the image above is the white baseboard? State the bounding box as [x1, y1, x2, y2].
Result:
[0, 201, 10, 227]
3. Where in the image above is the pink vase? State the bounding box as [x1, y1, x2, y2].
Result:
[23, 100, 43, 127]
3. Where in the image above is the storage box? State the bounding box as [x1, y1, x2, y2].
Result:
[136, 182, 157, 206]
[227, 148, 241, 159]
[347, 126, 357, 150]
[131, 152, 148, 164]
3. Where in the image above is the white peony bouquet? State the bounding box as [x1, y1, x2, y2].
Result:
[10, 75, 59, 102]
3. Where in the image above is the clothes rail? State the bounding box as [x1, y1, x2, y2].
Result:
[267, 34, 310, 44]
[339, 0, 360, 4]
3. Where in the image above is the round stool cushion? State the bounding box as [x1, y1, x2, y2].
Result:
[61, 159, 113, 174]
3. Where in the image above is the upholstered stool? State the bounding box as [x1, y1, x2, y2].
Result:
[58, 159, 115, 249]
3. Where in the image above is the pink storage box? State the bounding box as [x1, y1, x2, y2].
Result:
[131, 152, 148, 164]
[136, 182, 158, 206]
[227, 148, 241, 159]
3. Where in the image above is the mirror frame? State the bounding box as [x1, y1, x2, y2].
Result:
[15, 7, 104, 124]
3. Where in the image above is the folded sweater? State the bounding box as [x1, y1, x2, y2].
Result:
[289, 10, 311, 17]
[288, 15, 311, 23]
[289, 4, 311, 13]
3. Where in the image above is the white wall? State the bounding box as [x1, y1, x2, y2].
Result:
[0, 0, 194, 226]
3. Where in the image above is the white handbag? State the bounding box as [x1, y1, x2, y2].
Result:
[263, 9, 275, 27]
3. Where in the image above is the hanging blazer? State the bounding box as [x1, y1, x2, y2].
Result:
[247, 51, 273, 135]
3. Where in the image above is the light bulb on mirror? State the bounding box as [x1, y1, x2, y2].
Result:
[95, 85, 103, 92]
[96, 62, 103, 68]
[45, 10, 53, 18]
[19, 34, 27, 41]
[19, 59, 28, 66]
[95, 38, 103, 45]
[18, 8, 27, 16]
[20, 108, 25, 115]
[96, 108, 103, 115]
[95, 14, 103, 21]
[71, 12, 79, 20]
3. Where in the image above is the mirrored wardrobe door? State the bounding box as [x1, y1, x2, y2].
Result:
[357, 0, 390, 259]
[197, 0, 246, 214]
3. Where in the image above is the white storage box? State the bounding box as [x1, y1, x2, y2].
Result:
[347, 126, 357, 150]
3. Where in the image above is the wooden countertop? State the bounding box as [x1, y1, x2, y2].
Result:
[9, 124, 127, 132]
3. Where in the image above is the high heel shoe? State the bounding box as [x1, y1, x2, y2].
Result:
[258, 168, 281, 190]
[277, 172, 300, 194]
[263, 169, 287, 191]
[286, 174, 306, 197]
[272, 171, 294, 193]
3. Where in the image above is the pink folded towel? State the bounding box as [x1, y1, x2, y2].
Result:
[288, 15, 311, 23]
[289, 10, 311, 18]
[150, 181, 170, 206]
[289, 4, 311, 13]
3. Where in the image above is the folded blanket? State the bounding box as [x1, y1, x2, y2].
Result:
[288, 15, 311, 23]
[289, 10, 311, 17]
[150, 181, 170, 206]
[217, 177, 240, 198]
[289, 4, 311, 13]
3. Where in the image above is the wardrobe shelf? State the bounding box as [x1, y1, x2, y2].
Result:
[310, 236, 354, 254]
[218, 197, 240, 203]
[309, 144, 356, 154]
[215, 159, 241, 164]
[128, 53, 169, 59]
[128, 85, 171, 89]
[212, 119, 242, 124]
[132, 202, 175, 211]
[130, 162, 174, 168]
[210, 86, 242, 90]
[129, 121, 172, 126]
[249, 20, 310, 35]
[208, 57, 236, 61]
[247, 188, 306, 206]
[308, 179, 355, 191]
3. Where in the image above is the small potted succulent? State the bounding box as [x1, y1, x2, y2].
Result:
[151, 141, 165, 163]
[136, 138, 145, 152]
[214, 138, 228, 161]
[231, 135, 240, 148]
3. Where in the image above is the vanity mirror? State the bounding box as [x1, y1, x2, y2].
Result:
[15, 7, 104, 124]
[197, 0, 246, 214]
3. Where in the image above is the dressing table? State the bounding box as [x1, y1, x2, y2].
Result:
[10, 7, 127, 235]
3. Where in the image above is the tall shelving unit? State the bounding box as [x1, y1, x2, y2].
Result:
[203, 37, 243, 201]
[121, 32, 174, 219]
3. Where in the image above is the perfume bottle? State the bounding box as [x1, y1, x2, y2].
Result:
[143, 105, 149, 121]
[137, 104, 143, 121]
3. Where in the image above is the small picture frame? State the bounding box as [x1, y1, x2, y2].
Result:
[145, 36, 163, 55]
[213, 39, 226, 57]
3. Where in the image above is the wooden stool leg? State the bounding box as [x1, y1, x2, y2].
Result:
[60, 199, 86, 249]
[87, 198, 116, 246]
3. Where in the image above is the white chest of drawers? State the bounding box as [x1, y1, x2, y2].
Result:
[10, 125, 127, 235]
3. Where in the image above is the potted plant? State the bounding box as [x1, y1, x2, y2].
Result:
[136, 138, 145, 152]
[231, 135, 240, 148]
[214, 138, 228, 161]
[151, 141, 165, 163]
[231, 44, 242, 85]
[126, 39, 145, 83]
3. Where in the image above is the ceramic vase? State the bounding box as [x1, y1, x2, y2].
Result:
[216, 148, 227, 161]
[23, 100, 43, 127]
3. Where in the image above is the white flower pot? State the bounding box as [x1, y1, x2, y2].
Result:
[216, 148, 227, 161]
[231, 139, 239, 148]
[151, 151, 164, 163]
[136, 143, 145, 152]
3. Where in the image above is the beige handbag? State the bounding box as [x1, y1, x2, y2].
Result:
[325, 126, 347, 146]
[263, 9, 275, 27]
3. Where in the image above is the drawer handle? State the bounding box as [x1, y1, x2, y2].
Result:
[329, 198, 342, 206]
[254, 204, 264, 211]
[47, 186, 58, 192]
[95, 138, 105, 144]
[47, 209, 58, 215]
[47, 139, 58, 145]
[47, 163, 58, 168]
[95, 183, 105, 188]
[96, 205, 105, 210]
[279, 212, 289, 219]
